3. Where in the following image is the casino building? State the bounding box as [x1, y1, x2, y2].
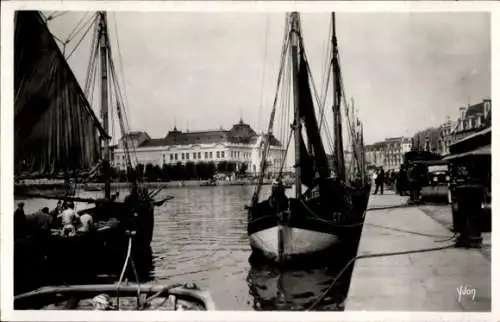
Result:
[112, 119, 285, 176]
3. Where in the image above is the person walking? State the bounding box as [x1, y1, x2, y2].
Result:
[14, 202, 27, 239]
[374, 167, 385, 195]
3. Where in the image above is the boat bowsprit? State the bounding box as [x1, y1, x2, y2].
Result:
[14, 283, 216, 310]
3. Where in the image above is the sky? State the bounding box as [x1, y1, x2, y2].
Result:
[46, 11, 491, 145]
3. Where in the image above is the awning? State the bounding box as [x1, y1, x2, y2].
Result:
[443, 144, 491, 161]
[449, 127, 491, 148]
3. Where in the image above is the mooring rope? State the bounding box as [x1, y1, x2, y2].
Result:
[116, 232, 141, 310]
[306, 243, 456, 311]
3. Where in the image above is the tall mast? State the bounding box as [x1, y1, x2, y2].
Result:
[290, 12, 302, 198]
[331, 12, 346, 181]
[360, 122, 366, 185]
[98, 11, 111, 199]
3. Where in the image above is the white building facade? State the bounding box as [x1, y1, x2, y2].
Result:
[365, 137, 412, 170]
[112, 120, 285, 176]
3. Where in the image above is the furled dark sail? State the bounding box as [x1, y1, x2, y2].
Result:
[298, 134, 315, 187]
[14, 11, 108, 178]
[297, 48, 330, 184]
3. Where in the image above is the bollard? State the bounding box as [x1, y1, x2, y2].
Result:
[454, 184, 483, 248]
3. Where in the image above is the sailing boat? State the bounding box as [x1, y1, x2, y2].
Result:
[247, 12, 371, 263]
[13, 11, 171, 292]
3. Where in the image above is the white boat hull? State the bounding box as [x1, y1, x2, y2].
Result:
[249, 226, 340, 262]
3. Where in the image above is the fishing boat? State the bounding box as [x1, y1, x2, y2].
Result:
[15, 232, 216, 310]
[247, 12, 371, 263]
[14, 11, 172, 293]
[14, 283, 216, 310]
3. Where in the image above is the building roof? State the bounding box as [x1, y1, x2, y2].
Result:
[123, 131, 150, 139]
[129, 120, 282, 148]
[465, 102, 486, 118]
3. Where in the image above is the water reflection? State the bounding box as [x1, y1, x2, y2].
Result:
[247, 261, 350, 311]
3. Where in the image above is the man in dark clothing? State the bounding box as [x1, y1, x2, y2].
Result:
[269, 178, 289, 212]
[14, 202, 27, 239]
[374, 168, 385, 195]
[49, 200, 63, 228]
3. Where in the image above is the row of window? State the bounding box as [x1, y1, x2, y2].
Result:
[162, 150, 252, 162]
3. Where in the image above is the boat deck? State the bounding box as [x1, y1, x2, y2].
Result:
[345, 191, 491, 311]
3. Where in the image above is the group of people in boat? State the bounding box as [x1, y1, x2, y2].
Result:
[14, 200, 94, 239]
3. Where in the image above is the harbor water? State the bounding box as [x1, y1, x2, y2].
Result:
[15, 184, 355, 311]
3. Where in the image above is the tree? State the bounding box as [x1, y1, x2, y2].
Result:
[135, 163, 145, 179]
[185, 162, 196, 179]
[144, 163, 155, 182]
[238, 162, 248, 176]
[226, 161, 237, 173]
[161, 164, 172, 182]
[207, 162, 216, 179]
[217, 161, 227, 174]
[173, 162, 184, 181]
[152, 165, 162, 181]
[195, 162, 206, 180]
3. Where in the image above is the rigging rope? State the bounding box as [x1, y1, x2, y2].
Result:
[65, 14, 98, 60]
[251, 15, 291, 204]
[305, 244, 456, 311]
[65, 13, 95, 46]
[112, 13, 133, 133]
[45, 11, 68, 21]
[258, 15, 270, 132]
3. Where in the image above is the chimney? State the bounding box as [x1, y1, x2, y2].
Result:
[459, 106, 466, 119]
[483, 99, 491, 116]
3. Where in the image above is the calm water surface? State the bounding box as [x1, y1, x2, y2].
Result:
[15, 185, 352, 310]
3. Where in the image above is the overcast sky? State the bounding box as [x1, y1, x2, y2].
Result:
[46, 11, 490, 145]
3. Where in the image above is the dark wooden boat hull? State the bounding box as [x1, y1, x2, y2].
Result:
[248, 181, 370, 263]
[14, 201, 155, 295]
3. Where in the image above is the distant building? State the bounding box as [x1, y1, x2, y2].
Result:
[452, 99, 491, 142]
[413, 128, 441, 154]
[438, 119, 455, 156]
[365, 137, 412, 170]
[112, 119, 285, 176]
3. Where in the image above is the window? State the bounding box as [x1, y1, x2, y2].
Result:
[210, 152, 213, 158]
[216, 151, 220, 158]
[205, 152, 208, 159]
[186, 153, 190, 160]
[175, 153, 178, 160]
[193, 153, 197, 160]
[181, 153, 185, 160]
[170, 154, 174, 161]
[198, 152, 201, 159]
[221, 151, 225, 158]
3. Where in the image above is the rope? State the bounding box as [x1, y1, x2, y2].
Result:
[116, 233, 141, 310]
[306, 244, 456, 311]
[251, 17, 291, 204]
[45, 11, 68, 21]
[65, 14, 98, 60]
[258, 15, 270, 131]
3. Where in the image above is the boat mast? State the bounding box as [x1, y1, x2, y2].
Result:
[360, 122, 366, 185]
[98, 11, 111, 199]
[331, 12, 346, 181]
[290, 12, 302, 198]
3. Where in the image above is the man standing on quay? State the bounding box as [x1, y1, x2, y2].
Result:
[374, 167, 385, 195]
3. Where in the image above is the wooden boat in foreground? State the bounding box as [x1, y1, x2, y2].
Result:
[247, 12, 370, 263]
[14, 283, 216, 310]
